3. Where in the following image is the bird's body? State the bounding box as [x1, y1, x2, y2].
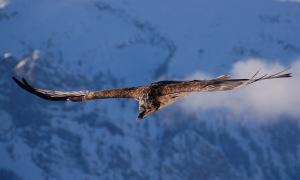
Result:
[13, 69, 291, 120]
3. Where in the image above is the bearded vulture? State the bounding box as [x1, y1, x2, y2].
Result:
[12, 69, 291, 120]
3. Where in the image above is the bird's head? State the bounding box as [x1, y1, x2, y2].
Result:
[136, 103, 157, 121]
[136, 91, 160, 121]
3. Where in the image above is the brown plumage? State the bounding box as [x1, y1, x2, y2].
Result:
[12, 69, 292, 120]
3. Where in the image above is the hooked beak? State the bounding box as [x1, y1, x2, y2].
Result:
[136, 110, 146, 121]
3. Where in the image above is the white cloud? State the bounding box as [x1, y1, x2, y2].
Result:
[181, 59, 300, 121]
[0, 0, 8, 9]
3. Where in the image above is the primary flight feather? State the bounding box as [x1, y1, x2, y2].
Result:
[12, 69, 291, 120]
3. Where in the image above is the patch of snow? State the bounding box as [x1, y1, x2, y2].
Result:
[0, 0, 8, 9]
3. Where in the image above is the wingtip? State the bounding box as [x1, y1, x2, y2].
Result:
[11, 77, 83, 102]
[12, 76, 37, 94]
[21, 78, 27, 84]
[272, 72, 292, 79]
[285, 73, 292, 78]
[12, 76, 25, 88]
[22, 78, 32, 87]
[12, 76, 19, 83]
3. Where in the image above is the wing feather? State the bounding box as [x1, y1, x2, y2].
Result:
[12, 77, 139, 102]
[159, 69, 292, 95]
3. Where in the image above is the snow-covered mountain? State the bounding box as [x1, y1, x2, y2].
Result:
[0, 0, 300, 179]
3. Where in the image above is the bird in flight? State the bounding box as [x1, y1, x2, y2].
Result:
[12, 69, 291, 120]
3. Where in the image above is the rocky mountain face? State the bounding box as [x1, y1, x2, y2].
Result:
[0, 0, 300, 179]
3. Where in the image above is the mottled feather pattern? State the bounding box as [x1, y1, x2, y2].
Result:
[12, 69, 292, 120]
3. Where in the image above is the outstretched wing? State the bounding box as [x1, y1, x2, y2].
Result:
[12, 77, 139, 102]
[159, 69, 292, 95]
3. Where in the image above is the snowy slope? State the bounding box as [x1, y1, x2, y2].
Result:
[0, 0, 300, 180]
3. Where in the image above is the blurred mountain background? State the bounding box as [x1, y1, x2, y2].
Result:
[0, 0, 300, 179]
